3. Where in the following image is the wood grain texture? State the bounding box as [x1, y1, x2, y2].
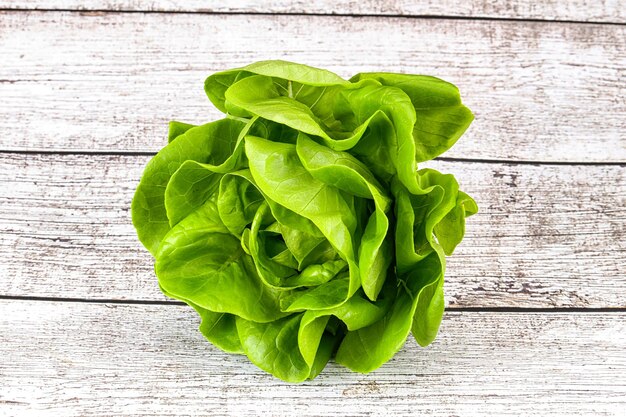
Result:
[0, 12, 624, 162]
[0, 0, 624, 23]
[1, 300, 625, 416]
[1, 153, 624, 307]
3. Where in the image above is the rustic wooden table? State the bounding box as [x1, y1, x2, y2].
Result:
[1, 1, 625, 416]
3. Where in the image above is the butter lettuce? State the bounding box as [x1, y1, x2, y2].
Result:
[132, 60, 476, 382]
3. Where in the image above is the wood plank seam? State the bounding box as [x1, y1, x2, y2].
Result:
[0, 151, 624, 166]
[0, 8, 624, 26]
[2, 294, 626, 312]
[0, 0, 626, 25]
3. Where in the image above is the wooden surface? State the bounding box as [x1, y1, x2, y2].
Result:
[1, 0, 624, 23]
[2, 300, 626, 417]
[1, 3, 625, 416]
[0, 12, 625, 162]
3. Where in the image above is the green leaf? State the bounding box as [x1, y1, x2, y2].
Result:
[350, 72, 474, 162]
[411, 273, 445, 347]
[335, 251, 443, 373]
[393, 169, 460, 273]
[205, 60, 348, 114]
[216, 171, 265, 236]
[191, 303, 243, 354]
[245, 136, 361, 307]
[236, 313, 332, 383]
[295, 133, 392, 300]
[332, 80, 419, 190]
[154, 198, 287, 323]
[246, 136, 357, 257]
[167, 121, 196, 143]
[164, 160, 222, 227]
[434, 190, 478, 255]
[248, 201, 299, 288]
[131, 118, 247, 255]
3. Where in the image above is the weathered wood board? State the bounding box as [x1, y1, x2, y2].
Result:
[1, 300, 625, 416]
[0, 12, 624, 161]
[1, 153, 624, 307]
[0, 0, 624, 23]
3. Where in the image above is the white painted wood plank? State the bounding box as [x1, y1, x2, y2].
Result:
[0, 12, 624, 162]
[1, 300, 624, 416]
[0, 153, 624, 307]
[0, 0, 624, 23]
